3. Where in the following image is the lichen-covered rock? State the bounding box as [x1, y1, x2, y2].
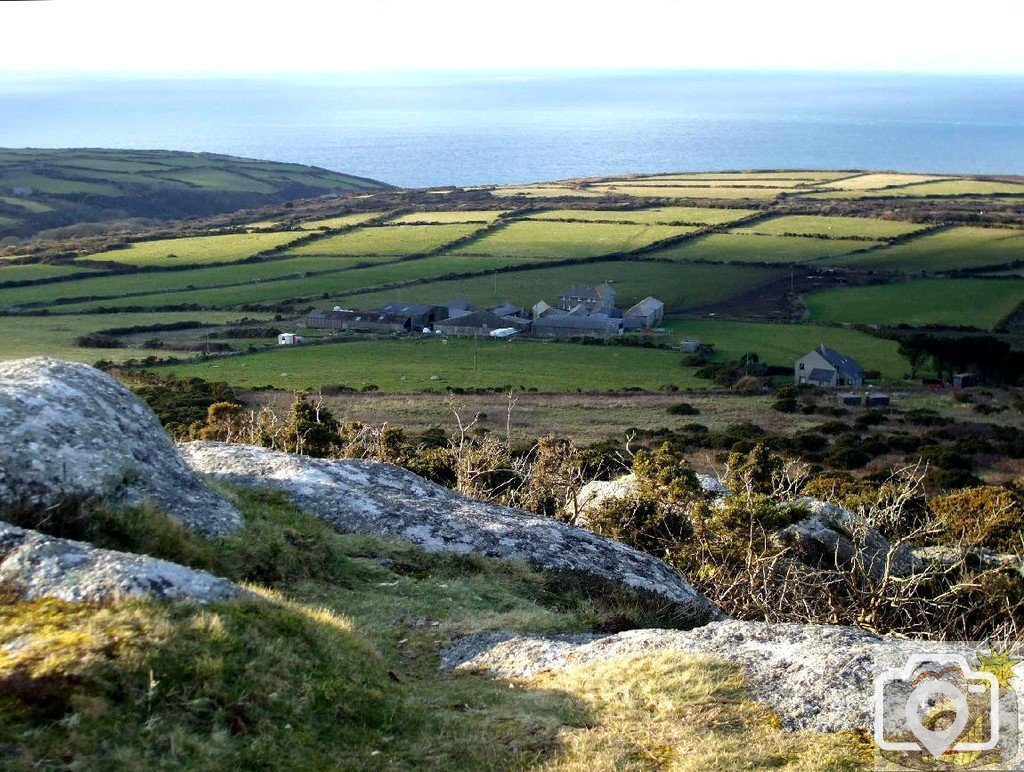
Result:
[181, 442, 722, 625]
[0, 521, 241, 604]
[0, 357, 241, 535]
[443, 621, 976, 733]
[570, 471, 728, 522]
[913, 545, 1022, 574]
[775, 496, 922, 580]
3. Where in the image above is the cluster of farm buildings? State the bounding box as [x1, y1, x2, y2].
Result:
[303, 283, 665, 340]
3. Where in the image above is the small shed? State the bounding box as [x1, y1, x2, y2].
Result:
[865, 393, 890, 407]
[278, 333, 304, 346]
[952, 373, 976, 390]
[838, 392, 861, 406]
[681, 339, 703, 353]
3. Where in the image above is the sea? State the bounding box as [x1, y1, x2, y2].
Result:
[1, 69, 1023, 188]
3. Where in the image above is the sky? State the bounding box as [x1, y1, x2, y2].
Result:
[1, 0, 1023, 76]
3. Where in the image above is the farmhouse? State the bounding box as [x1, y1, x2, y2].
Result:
[795, 344, 864, 387]
[623, 296, 665, 330]
[557, 283, 616, 312]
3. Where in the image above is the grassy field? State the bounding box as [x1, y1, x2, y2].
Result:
[0, 255, 414, 308]
[631, 171, 854, 181]
[296, 212, 384, 230]
[818, 173, 948, 190]
[661, 318, 905, 378]
[588, 184, 788, 199]
[622, 178, 809, 189]
[0, 311, 274, 363]
[734, 214, 926, 240]
[156, 336, 709, 391]
[344, 262, 785, 314]
[389, 210, 507, 224]
[59, 255, 545, 310]
[289, 224, 485, 256]
[0, 263, 99, 284]
[490, 185, 605, 198]
[76, 232, 308, 267]
[826, 226, 1024, 273]
[646, 232, 875, 264]
[452, 220, 696, 258]
[524, 206, 756, 225]
[878, 179, 1024, 197]
[804, 278, 1024, 328]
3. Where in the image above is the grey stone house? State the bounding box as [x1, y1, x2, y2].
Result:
[795, 344, 865, 387]
[557, 283, 616, 312]
[623, 296, 665, 330]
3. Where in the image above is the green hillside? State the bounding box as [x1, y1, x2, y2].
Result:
[0, 148, 390, 239]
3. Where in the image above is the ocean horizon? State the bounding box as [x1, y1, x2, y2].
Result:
[2, 69, 1023, 187]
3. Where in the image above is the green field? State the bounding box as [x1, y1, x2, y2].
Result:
[881, 179, 1024, 197]
[804, 278, 1024, 328]
[735, 214, 925, 240]
[344, 262, 785, 314]
[525, 206, 756, 225]
[154, 337, 708, 392]
[452, 220, 695, 258]
[589, 184, 788, 200]
[825, 226, 1024, 272]
[623, 178, 809, 189]
[490, 185, 605, 198]
[818, 173, 947, 191]
[389, 210, 507, 224]
[0, 255, 413, 308]
[0, 311, 274, 364]
[289, 224, 484, 256]
[631, 171, 853, 182]
[661, 318, 905, 379]
[0, 263, 98, 285]
[77, 232, 308, 267]
[297, 213, 384, 230]
[646, 233, 875, 264]
[59, 255, 544, 310]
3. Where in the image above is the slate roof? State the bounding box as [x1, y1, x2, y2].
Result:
[816, 344, 864, 379]
[435, 310, 507, 329]
[625, 296, 664, 317]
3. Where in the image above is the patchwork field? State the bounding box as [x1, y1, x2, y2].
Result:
[389, 210, 507, 224]
[0, 311, 274, 363]
[587, 184, 789, 199]
[0, 262, 99, 284]
[58, 255, 544, 311]
[288, 224, 484, 256]
[343, 262, 785, 314]
[817, 173, 947, 191]
[296, 213, 384, 230]
[76, 232, 307, 267]
[452, 220, 696, 259]
[804, 278, 1024, 328]
[825, 226, 1024, 273]
[646, 233, 876, 264]
[524, 207, 756, 225]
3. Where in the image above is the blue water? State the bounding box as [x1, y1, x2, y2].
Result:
[1, 70, 1023, 188]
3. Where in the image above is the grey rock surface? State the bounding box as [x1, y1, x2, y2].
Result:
[181, 442, 722, 625]
[0, 521, 241, 604]
[0, 357, 241, 535]
[776, 496, 922, 580]
[443, 621, 975, 733]
[570, 472, 728, 523]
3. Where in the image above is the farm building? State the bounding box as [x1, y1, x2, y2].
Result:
[953, 373, 976, 390]
[446, 299, 476, 319]
[488, 302, 525, 319]
[377, 302, 447, 330]
[277, 333, 305, 346]
[681, 339, 703, 353]
[795, 344, 864, 388]
[304, 309, 417, 334]
[435, 310, 526, 337]
[623, 296, 665, 330]
[557, 283, 616, 313]
[532, 307, 622, 339]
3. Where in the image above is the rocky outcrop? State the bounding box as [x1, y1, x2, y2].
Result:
[0, 357, 241, 536]
[775, 497, 922, 580]
[181, 442, 722, 626]
[443, 621, 975, 733]
[0, 521, 241, 604]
